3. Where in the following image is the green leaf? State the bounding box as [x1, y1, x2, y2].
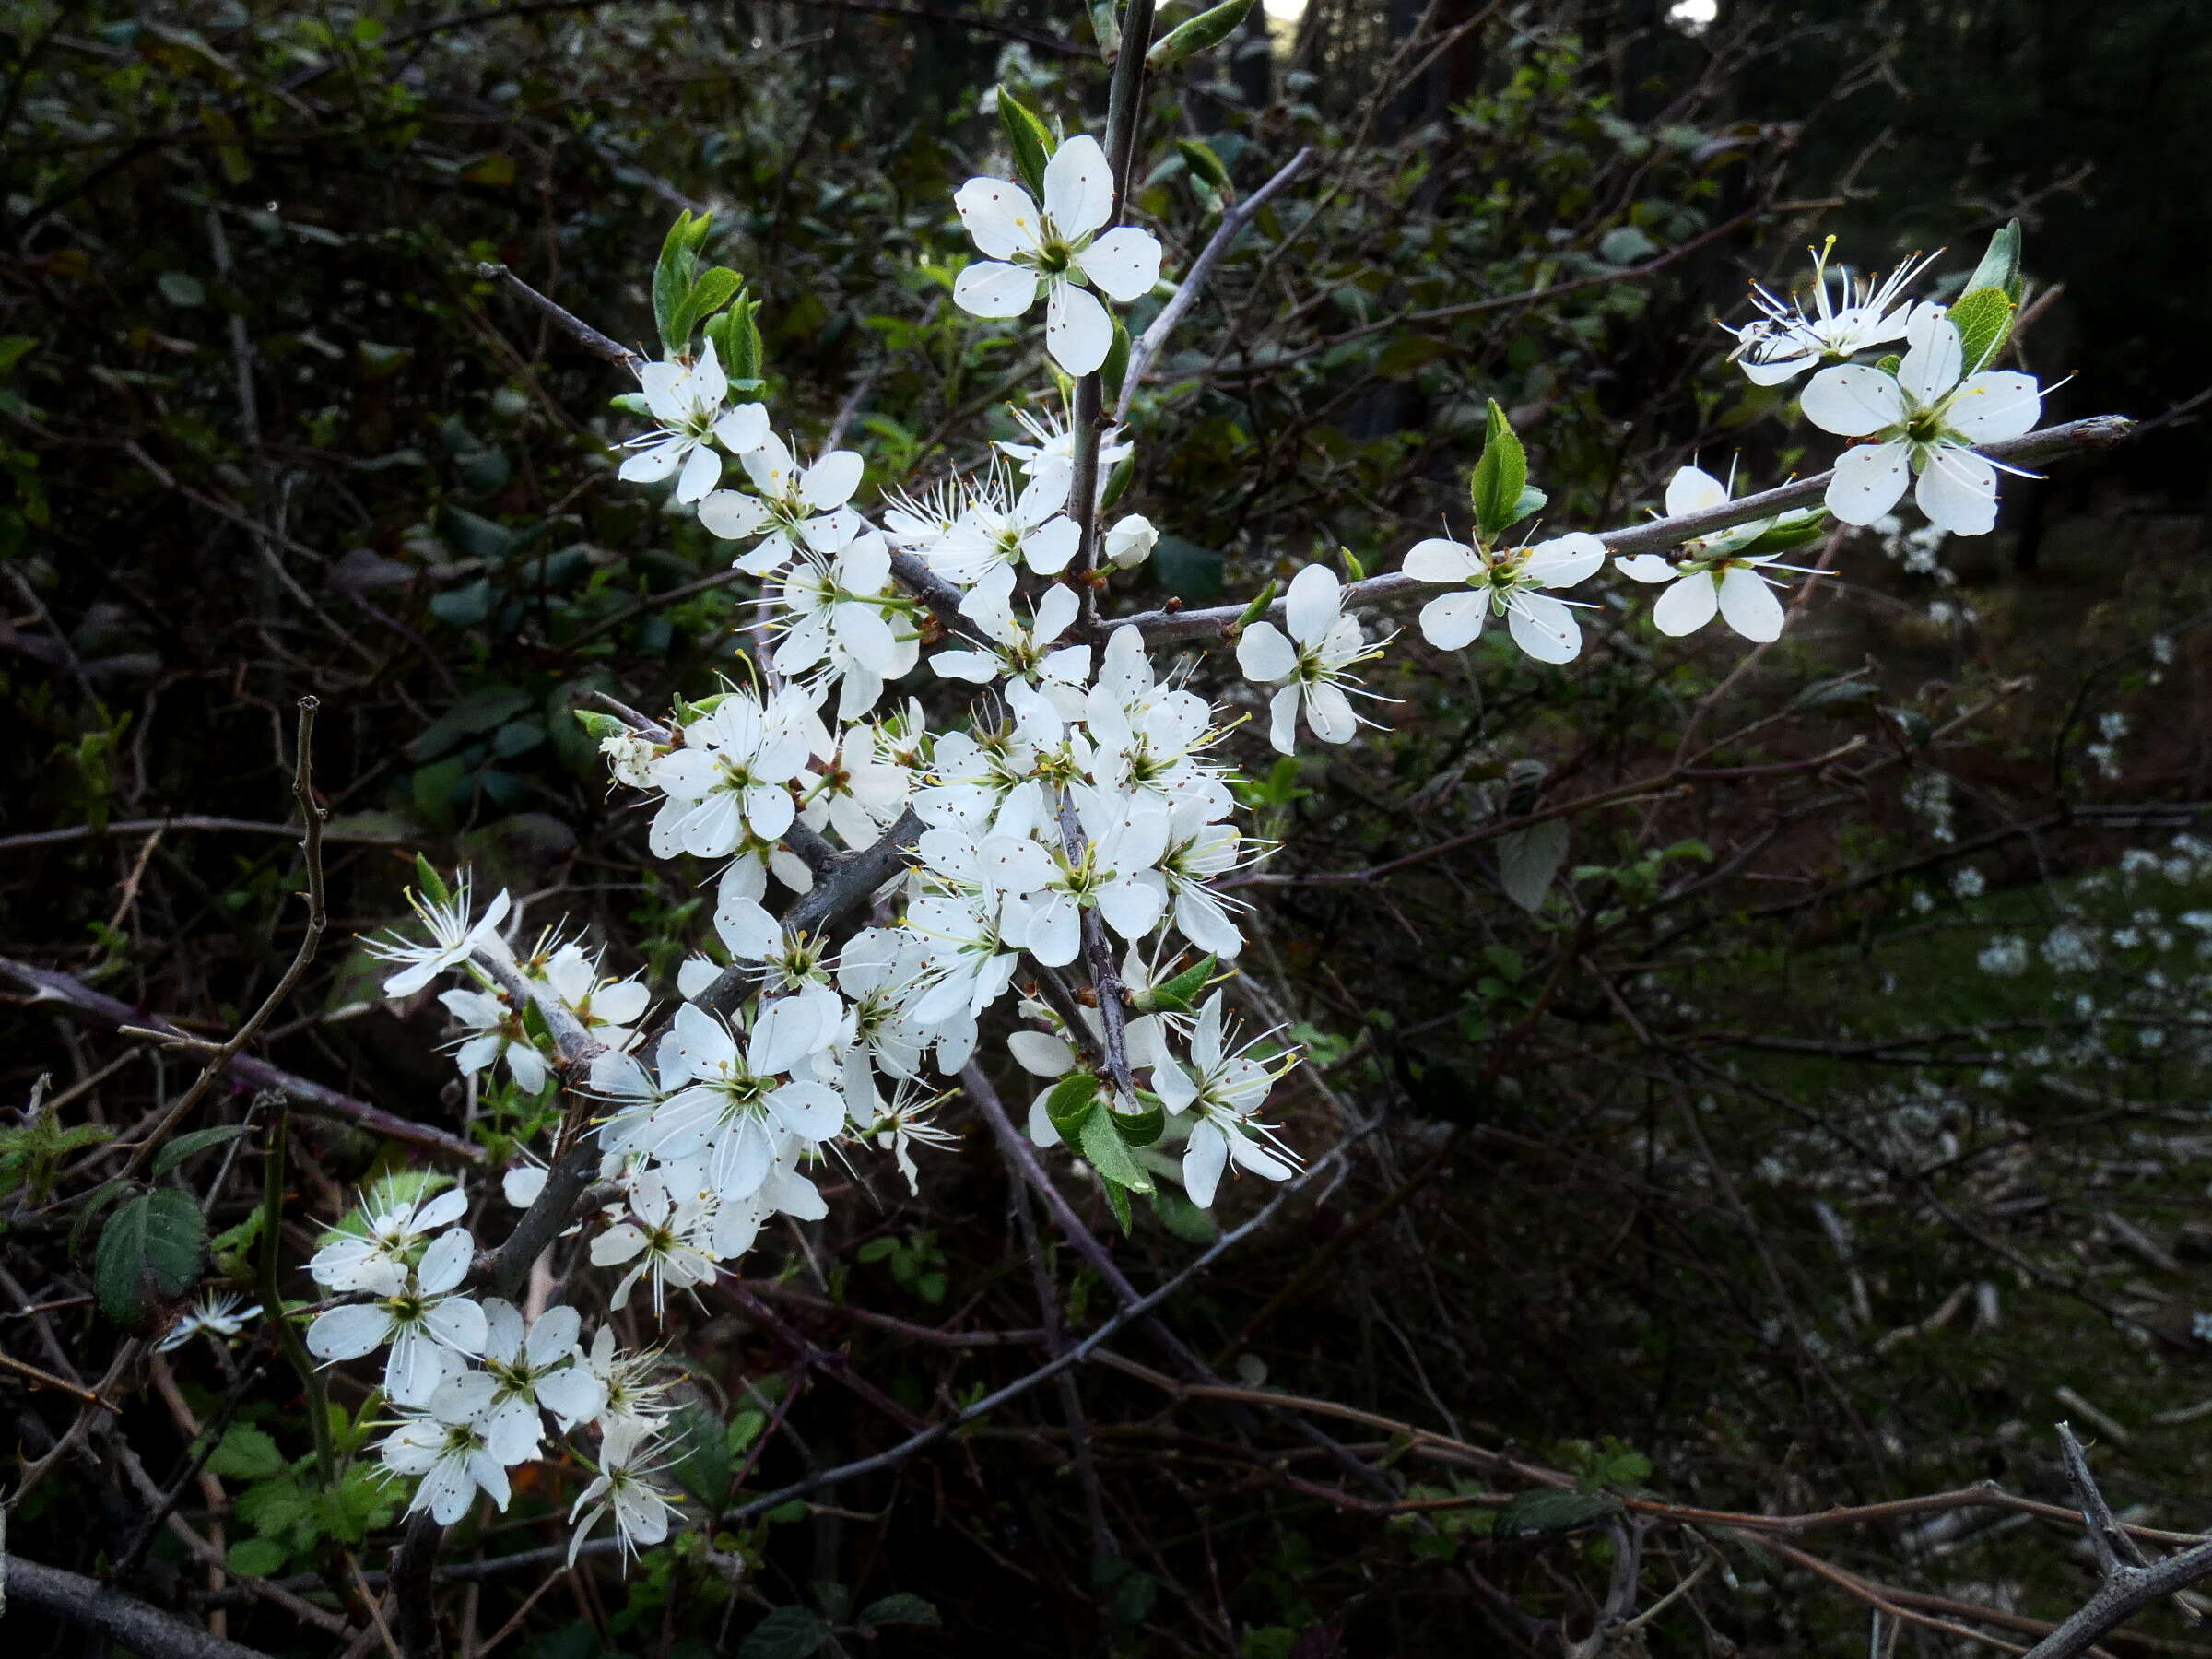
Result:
[1506, 485, 1548, 527]
[153, 1124, 253, 1178]
[997, 90, 1055, 198]
[1099, 454, 1135, 512]
[1233, 581, 1278, 630]
[157, 271, 206, 308]
[571, 709, 625, 742]
[1494, 1488, 1621, 1540]
[1735, 510, 1830, 555]
[737, 1606, 828, 1659]
[208, 1424, 287, 1480]
[705, 292, 764, 383]
[1497, 819, 1569, 913]
[666, 1400, 732, 1507]
[94, 1191, 206, 1335]
[67, 1177, 136, 1255]
[1101, 1179, 1133, 1235]
[225, 1536, 288, 1578]
[1143, 954, 1218, 1014]
[1947, 285, 2015, 373]
[1112, 1100, 1165, 1148]
[406, 687, 534, 762]
[1045, 1073, 1100, 1145]
[856, 1592, 941, 1633]
[1468, 400, 1530, 542]
[1964, 218, 2024, 305]
[1177, 138, 1231, 192]
[653, 210, 712, 356]
[671, 267, 745, 352]
[1078, 1107, 1154, 1195]
[1151, 1182, 1219, 1244]
[1147, 0, 1258, 69]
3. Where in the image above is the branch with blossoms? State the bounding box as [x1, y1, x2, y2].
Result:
[72, 10, 2132, 1652]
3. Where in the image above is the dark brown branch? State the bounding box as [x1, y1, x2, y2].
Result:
[1, 1554, 273, 1659]
[477, 262, 644, 374]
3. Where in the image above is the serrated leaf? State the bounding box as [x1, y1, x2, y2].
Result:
[152, 1124, 253, 1178]
[1078, 1107, 1154, 1195]
[225, 1536, 288, 1578]
[1498, 819, 1569, 913]
[208, 1424, 287, 1480]
[1112, 1100, 1165, 1148]
[1947, 285, 2015, 373]
[737, 1606, 828, 1659]
[1469, 400, 1529, 541]
[653, 210, 711, 356]
[1494, 1488, 1621, 1540]
[95, 1191, 206, 1334]
[1045, 1073, 1100, 1145]
[1147, 0, 1258, 69]
[997, 90, 1054, 198]
[67, 1177, 136, 1255]
[856, 1592, 941, 1631]
[1506, 485, 1548, 528]
[670, 266, 744, 351]
[1964, 218, 2023, 305]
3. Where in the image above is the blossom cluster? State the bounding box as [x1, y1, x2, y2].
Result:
[295, 121, 2057, 1562]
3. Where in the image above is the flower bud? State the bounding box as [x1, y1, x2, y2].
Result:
[1104, 513, 1158, 571]
[599, 733, 659, 788]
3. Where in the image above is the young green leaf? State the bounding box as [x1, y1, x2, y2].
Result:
[1140, 954, 1218, 1014]
[1078, 1107, 1154, 1194]
[1099, 454, 1135, 512]
[1947, 285, 2016, 373]
[1234, 580, 1279, 630]
[1177, 138, 1232, 192]
[997, 89, 1055, 198]
[669, 266, 745, 353]
[1963, 218, 2024, 305]
[652, 210, 712, 357]
[1468, 399, 1530, 542]
[1147, 0, 1258, 70]
[1102, 316, 1131, 406]
[413, 853, 452, 908]
[1110, 1100, 1165, 1148]
[152, 1123, 254, 1179]
[1045, 1073, 1100, 1145]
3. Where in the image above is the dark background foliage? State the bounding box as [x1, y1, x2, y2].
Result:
[3, 2, 2209, 1655]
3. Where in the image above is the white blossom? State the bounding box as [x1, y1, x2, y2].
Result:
[369, 876, 512, 998]
[1403, 531, 1606, 664]
[568, 1420, 682, 1567]
[696, 432, 867, 575]
[1614, 465, 1818, 642]
[305, 1226, 487, 1407]
[1726, 243, 1938, 386]
[1234, 564, 1386, 754]
[379, 1413, 512, 1526]
[952, 135, 1163, 376]
[618, 341, 771, 503]
[1149, 993, 1298, 1208]
[429, 1300, 604, 1463]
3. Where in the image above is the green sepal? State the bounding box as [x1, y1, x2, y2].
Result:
[1099, 455, 1135, 513]
[1947, 285, 2015, 373]
[1873, 353, 1902, 374]
[1235, 582, 1278, 629]
[1101, 317, 1130, 406]
[997, 89, 1055, 199]
[414, 854, 453, 908]
[1147, 0, 1258, 69]
[1139, 954, 1217, 1015]
[1045, 1073, 1100, 1145]
[1177, 138, 1232, 192]
[1468, 399, 1530, 542]
[571, 709, 625, 741]
[608, 392, 653, 417]
[1963, 218, 2024, 306]
[1078, 1107, 1154, 1194]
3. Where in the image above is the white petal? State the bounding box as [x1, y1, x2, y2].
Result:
[1825, 441, 1912, 525]
[1915, 443, 1999, 536]
[1616, 554, 1676, 584]
[1020, 515, 1080, 575]
[674, 441, 722, 504]
[1076, 227, 1161, 303]
[1042, 134, 1114, 241]
[1418, 590, 1486, 652]
[1898, 310, 1963, 404]
[954, 176, 1044, 260]
[1182, 1122, 1229, 1209]
[307, 1302, 393, 1362]
[1266, 685, 1300, 756]
[697, 490, 773, 540]
[800, 450, 864, 512]
[1665, 465, 1728, 516]
[1401, 537, 1477, 584]
[1651, 571, 1719, 636]
[618, 440, 683, 485]
[417, 1227, 473, 1294]
[1303, 681, 1359, 746]
[953, 260, 1039, 320]
[1006, 1030, 1076, 1077]
[714, 402, 771, 453]
[1507, 594, 1583, 663]
[1799, 364, 1906, 438]
[1283, 563, 1340, 645]
[1716, 566, 1785, 641]
[1044, 280, 1113, 378]
[1946, 371, 2041, 442]
[1233, 621, 1296, 684]
[1523, 533, 1606, 588]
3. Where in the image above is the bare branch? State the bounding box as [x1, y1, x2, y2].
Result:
[476, 262, 643, 374]
[3, 1553, 273, 1659]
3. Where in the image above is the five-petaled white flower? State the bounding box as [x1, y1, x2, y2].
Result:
[429, 1300, 605, 1464]
[696, 433, 867, 575]
[1800, 305, 2042, 537]
[952, 135, 1163, 377]
[772, 533, 919, 723]
[439, 985, 549, 1094]
[1234, 564, 1385, 755]
[369, 875, 511, 999]
[1615, 465, 1818, 642]
[618, 341, 771, 503]
[1726, 243, 1939, 386]
[308, 1184, 470, 1293]
[380, 1412, 512, 1525]
[1402, 531, 1606, 664]
[305, 1225, 488, 1407]
[1149, 992, 1297, 1208]
[569, 1420, 682, 1567]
